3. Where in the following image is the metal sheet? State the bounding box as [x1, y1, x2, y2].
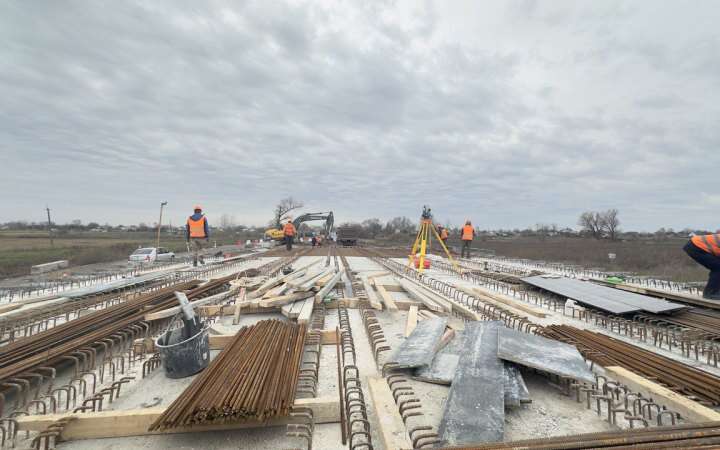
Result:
[391, 317, 447, 369]
[522, 276, 685, 314]
[437, 321, 504, 446]
[497, 327, 595, 383]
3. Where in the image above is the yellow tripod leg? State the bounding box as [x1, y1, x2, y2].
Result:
[408, 222, 424, 269]
[430, 223, 461, 273]
[418, 222, 429, 273]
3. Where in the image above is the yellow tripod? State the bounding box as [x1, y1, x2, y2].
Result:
[408, 208, 460, 273]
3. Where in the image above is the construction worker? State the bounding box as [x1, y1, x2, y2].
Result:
[684, 233, 720, 299]
[186, 205, 209, 267]
[283, 219, 297, 251]
[438, 225, 449, 249]
[460, 220, 475, 258]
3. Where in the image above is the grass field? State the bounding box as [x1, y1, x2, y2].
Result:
[373, 234, 707, 283]
[0, 230, 257, 278]
[451, 236, 706, 282]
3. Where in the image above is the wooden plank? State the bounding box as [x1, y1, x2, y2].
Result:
[604, 366, 720, 423]
[380, 284, 404, 293]
[314, 271, 343, 303]
[367, 377, 413, 450]
[281, 300, 304, 319]
[144, 290, 234, 322]
[407, 282, 454, 312]
[256, 291, 314, 308]
[375, 283, 399, 311]
[438, 321, 504, 447]
[471, 287, 548, 318]
[296, 297, 315, 324]
[197, 304, 265, 316]
[363, 280, 383, 310]
[405, 305, 419, 337]
[16, 397, 339, 441]
[392, 317, 447, 369]
[496, 327, 595, 383]
[232, 288, 246, 325]
[392, 298, 421, 311]
[0, 303, 22, 314]
[398, 279, 445, 312]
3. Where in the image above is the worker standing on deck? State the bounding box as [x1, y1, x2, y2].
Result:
[438, 225, 449, 250]
[684, 233, 720, 300]
[186, 205, 209, 267]
[283, 219, 297, 251]
[460, 220, 475, 258]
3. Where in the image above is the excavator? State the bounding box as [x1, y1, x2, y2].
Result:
[264, 211, 334, 241]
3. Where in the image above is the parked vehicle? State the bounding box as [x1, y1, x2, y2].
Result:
[128, 247, 175, 263]
[336, 225, 361, 246]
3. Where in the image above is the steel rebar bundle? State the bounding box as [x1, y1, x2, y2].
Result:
[150, 319, 307, 430]
[542, 325, 720, 405]
[439, 421, 720, 449]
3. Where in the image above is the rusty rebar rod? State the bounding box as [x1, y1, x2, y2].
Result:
[149, 319, 307, 430]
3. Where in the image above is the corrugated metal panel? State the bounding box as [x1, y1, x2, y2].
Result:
[522, 276, 686, 314]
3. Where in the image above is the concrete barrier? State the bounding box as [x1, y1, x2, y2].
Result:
[30, 260, 69, 274]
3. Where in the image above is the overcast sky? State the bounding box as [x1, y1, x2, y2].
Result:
[1, 1, 718, 231]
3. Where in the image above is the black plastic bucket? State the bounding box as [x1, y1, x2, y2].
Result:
[155, 323, 210, 379]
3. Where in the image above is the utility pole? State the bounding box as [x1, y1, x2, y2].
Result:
[46, 206, 54, 247]
[156, 201, 167, 248]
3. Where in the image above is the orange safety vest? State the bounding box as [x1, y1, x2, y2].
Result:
[462, 224, 474, 241]
[283, 222, 296, 236]
[440, 228, 449, 240]
[187, 216, 207, 238]
[692, 233, 720, 257]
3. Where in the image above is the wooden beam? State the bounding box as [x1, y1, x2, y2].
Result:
[398, 279, 445, 313]
[471, 287, 547, 318]
[375, 283, 398, 311]
[232, 288, 246, 325]
[405, 305, 418, 337]
[367, 377, 413, 450]
[16, 397, 339, 441]
[256, 291, 314, 308]
[296, 297, 315, 324]
[380, 284, 404, 293]
[363, 280, 383, 310]
[144, 290, 235, 322]
[315, 271, 343, 303]
[604, 366, 720, 423]
[197, 304, 265, 316]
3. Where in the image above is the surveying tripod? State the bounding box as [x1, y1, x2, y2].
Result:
[408, 206, 460, 273]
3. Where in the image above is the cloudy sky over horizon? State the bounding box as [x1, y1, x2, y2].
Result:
[2, 1, 719, 231]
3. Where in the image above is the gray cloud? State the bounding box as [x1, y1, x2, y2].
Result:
[1, 0, 718, 231]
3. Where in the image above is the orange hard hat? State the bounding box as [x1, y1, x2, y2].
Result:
[194, 205, 202, 211]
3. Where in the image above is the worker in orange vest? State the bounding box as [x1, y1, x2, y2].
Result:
[186, 205, 209, 267]
[438, 225, 449, 249]
[283, 219, 297, 251]
[460, 220, 475, 258]
[684, 233, 720, 299]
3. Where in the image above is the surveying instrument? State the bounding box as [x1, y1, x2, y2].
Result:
[408, 206, 460, 273]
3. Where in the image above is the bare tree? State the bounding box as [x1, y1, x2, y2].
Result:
[361, 218, 383, 238]
[273, 197, 304, 228]
[601, 209, 620, 240]
[385, 216, 415, 234]
[578, 211, 603, 239]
